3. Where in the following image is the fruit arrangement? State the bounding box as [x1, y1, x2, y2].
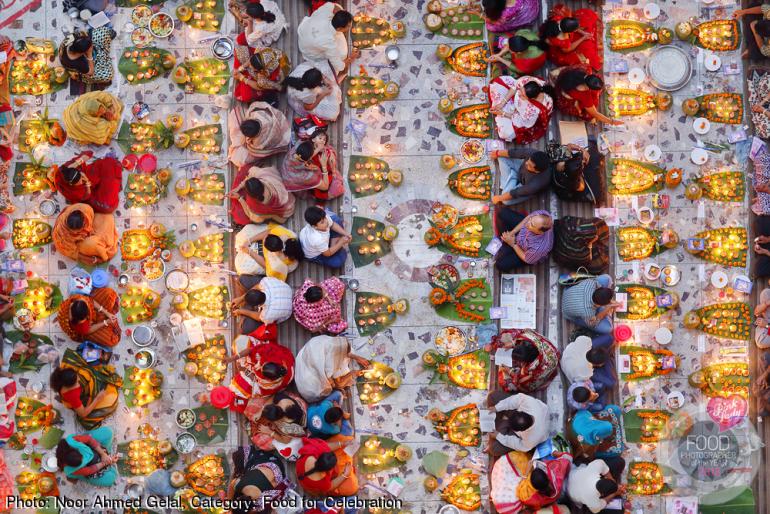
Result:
[117, 120, 175, 154]
[683, 302, 751, 341]
[173, 59, 230, 94]
[357, 362, 402, 404]
[354, 292, 408, 336]
[124, 366, 163, 407]
[423, 1, 485, 40]
[606, 21, 662, 52]
[616, 226, 668, 261]
[121, 223, 177, 261]
[177, 0, 224, 31]
[427, 403, 480, 446]
[445, 104, 493, 138]
[176, 124, 223, 154]
[621, 346, 679, 381]
[350, 216, 396, 268]
[178, 285, 229, 320]
[346, 72, 399, 108]
[13, 158, 51, 196]
[18, 109, 67, 152]
[10, 39, 67, 96]
[442, 42, 489, 77]
[687, 227, 746, 267]
[126, 169, 172, 207]
[11, 219, 52, 249]
[119, 46, 176, 85]
[348, 155, 402, 198]
[441, 470, 482, 511]
[447, 166, 491, 200]
[682, 93, 743, 124]
[351, 14, 405, 48]
[175, 173, 226, 205]
[691, 19, 740, 51]
[422, 349, 489, 389]
[430, 278, 492, 324]
[120, 287, 161, 324]
[608, 159, 666, 195]
[182, 334, 228, 385]
[689, 362, 749, 399]
[117, 438, 178, 476]
[627, 462, 670, 495]
[178, 233, 228, 263]
[357, 435, 411, 473]
[615, 284, 676, 320]
[14, 280, 61, 320]
[693, 171, 745, 202]
[14, 397, 59, 433]
[425, 212, 492, 258]
[185, 454, 228, 496]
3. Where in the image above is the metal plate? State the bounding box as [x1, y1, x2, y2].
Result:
[646, 45, 692, 91]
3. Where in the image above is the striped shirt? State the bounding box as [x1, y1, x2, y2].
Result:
[515, 210, 554, 264]
[259, 277, 293, 324]
[561, 278, 599, 322]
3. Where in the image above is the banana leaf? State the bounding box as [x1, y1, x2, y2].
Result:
[6, 331, 53, 374]
[118, 46, 175, 85]
[188, 404, 229, 444]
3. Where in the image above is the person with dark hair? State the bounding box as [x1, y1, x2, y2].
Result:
[228, 101, 290, 168]
[297, 436, 358, 496]
[489, 329, 561, 394]
[735, 5, 770, 57]
[481, 0, 539, 32]
[51, 349, 122, 429]
[293, 277, 347, 335]
[490, 447, 572, 512]
[229, 163, 296, 226]
[232, 33, 290, 104]
[237, 0, 286, 47]
[224, 334, 295, 398]
[307, 390, 352, 437]
[56, 426, 119, 486]
[561, 275, 620, 333]
[227, 446, 291, 514]
[490, 147, 551, 206]
[568, 458, 626, 513]
[488, 29, 547, 76]
[281, 131, 344, 200]
[488, 75, 554, 144]
[487, 392, 550, 454]
[561, 334, 616, 396]
[59, 26, 116, 95]
[57, 286, 121, 347]
[297, 2, 359, 75]
[286, 62, 341, 120]
[235, 223, 303, 281]
[233, 276, 293, 333]
[542, 4, 602, 71]
[244, 391, 307, 456]
[495, 209, 555, 271]
[299, 206, 350, 268]
[51, 151, 122, 213]
[553, 65, 622, 125]
[568, 380, 602, 412]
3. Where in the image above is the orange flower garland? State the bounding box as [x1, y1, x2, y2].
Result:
[448, 166, 491, 200]
[638, 411, 670, 442]
[627, 462, 667, 495]
[430, 288, 449, 306]
[447, 104, 492, 138]
[694, 19, 740, 51]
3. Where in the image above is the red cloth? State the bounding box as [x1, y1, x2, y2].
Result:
[513, 97, 551, 145]
[54, 155, 123, 213]
[545, 5, 602, 71]
[521, 455, 572, 509]
[555, 65, 601, 120]
[233, 32, 281, 103]
[309, 0, 329, 13]
[511, 52, 547, 76]
[244, 342, 295, 396]
[72, 319, 91, 337]
[247, 322, 278, 342]
[297, 437, 335, 495]
[61, 386, 83, 409]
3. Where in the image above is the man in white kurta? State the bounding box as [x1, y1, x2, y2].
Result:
[567, 460, 613, 513]
[490, 393, 550, 452]
[297, 2, 351, 74]
[560, 335, 594, 382]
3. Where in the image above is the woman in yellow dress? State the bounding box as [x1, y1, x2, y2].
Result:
[62, 91, 123, 145]
[53, 204, 118, 265]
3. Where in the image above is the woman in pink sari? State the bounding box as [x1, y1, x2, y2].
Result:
[482, 0, 540, 33]
[229, 164, 296, 225]
[280, 131, 343, 200]
[228, 101, 291, 167]
[489, 76, 553, 144]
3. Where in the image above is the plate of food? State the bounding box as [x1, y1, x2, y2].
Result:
[691, 147, 708, 165]
[434, 326, 467, 356]
[176, 408, 196, 429]
[430, 203, 459, 230]
[711, 270, 728, 288]
[175, 432, 196, 454]
[693, 117, 710, 135]
[667, 390, 684, 410]
[637, 206, 654, 225]
[131, 5, 153, 27]
[149, 12, 174, 38]
[704, 53, 721, 71]
[661, 265, 681, 286]
[644, 262, 662, 281]
[644, 144, 661, 162]
[135, 349, 155, 369]
[628, 67, 646, 85]
[141, 256, 165, 281]
[428, 263, 460, 291]
[165, 268, 190, 292]
[643, 2, 660, 19]
[461, 139, 485, 164]
[131, 27, 153, 48]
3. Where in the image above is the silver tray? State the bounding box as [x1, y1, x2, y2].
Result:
[646, 45, 692, 91]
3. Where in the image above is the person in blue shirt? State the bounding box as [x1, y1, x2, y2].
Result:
[306, 390, 352, 437]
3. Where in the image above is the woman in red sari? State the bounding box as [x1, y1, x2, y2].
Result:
[489, 30, 547, 76]
[488, 329, 561, 393]
[233, 36, 290, 104]
[297, 436, 358, 497]
[280, 131, 344, 200]
[229, 164, 296, 225]
[553, 66, 622, 125]
[489, 76, 553, 144]
[542, 5, 602, 71]
[225, 335, 295, 397]
[50, 151, 122, 213]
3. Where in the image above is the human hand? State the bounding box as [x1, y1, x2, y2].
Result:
[610, 119, 624, 126]
[351, 48, 361, 59]
[492, 194, 505, 205]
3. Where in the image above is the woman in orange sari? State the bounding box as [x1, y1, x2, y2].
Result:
[297, 436, 358, 497]
[58, 287, 120, 347]
[542, 5, 602, 71]
[52, 204, 119, 265]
